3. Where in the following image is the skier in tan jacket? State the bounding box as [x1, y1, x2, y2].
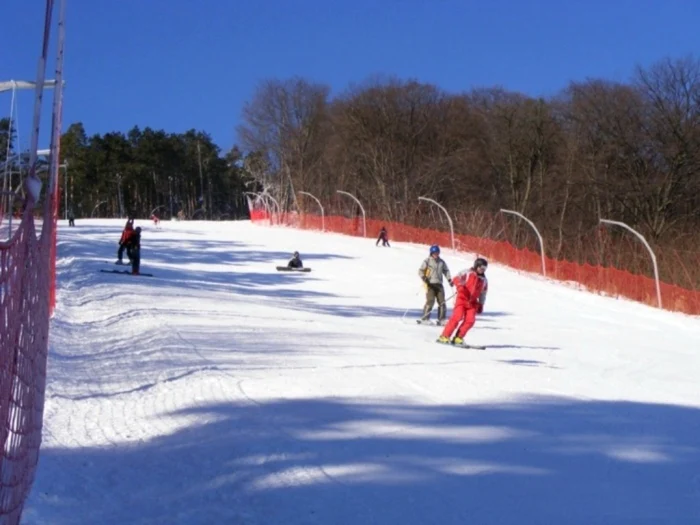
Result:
[417, 244, 453, 325]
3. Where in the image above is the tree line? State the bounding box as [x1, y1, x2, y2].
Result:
[3, 56, 698, 288]
[237, 56, 700, 289]
[2, 120, 258, 221]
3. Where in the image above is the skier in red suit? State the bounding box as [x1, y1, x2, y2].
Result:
[437, 257, 489, 345]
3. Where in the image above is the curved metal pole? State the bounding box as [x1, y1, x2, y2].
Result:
[418, 196, 455, 250]
[298, 191, 325, 231]
[149, 205, 166, 218]
[264, 194, 282, 223]
[90, 200, 107, 218]
[245, 192, 272, 221]
[600, 219, 662, 308]
[500, 209, 546, 277]
[336, 190, 366, 237]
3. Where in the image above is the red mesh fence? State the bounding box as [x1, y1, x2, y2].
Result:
[249, 207, 700, 316]
[0, 205, 54, 523]
[0, 0, 63, 521]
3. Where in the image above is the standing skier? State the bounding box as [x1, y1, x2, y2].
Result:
[125, 226, 142, 275]
[437, 257, 489, 345]
[418, 245, 453, 324]
[376, 227, 390, 247]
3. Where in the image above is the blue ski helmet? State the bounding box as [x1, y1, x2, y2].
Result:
[429, 244, 440, 255]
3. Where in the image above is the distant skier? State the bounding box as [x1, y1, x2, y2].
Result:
[418, 244, 453, 324]
[376, 226, 390, 247]
[125, 226, 142, 275]
[67, 208, 75, 227]
[150, 213, 160, 228]
[288, 251, 303, 269]
[437, 257, 489, 345]
[117, 217, 135, 264]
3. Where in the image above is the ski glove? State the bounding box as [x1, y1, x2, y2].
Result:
[476, 304, 484, 314]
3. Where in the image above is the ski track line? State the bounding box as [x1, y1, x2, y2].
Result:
[47, 285, 232, 451]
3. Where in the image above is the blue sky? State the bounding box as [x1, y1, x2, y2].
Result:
[2, 0, 699, 153]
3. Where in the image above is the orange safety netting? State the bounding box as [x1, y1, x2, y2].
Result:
[249, 208, 700, 316]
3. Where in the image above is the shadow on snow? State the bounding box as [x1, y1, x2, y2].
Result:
[25, 395, 700, 524]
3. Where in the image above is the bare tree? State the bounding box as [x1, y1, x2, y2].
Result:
[237, 77, 330, 211]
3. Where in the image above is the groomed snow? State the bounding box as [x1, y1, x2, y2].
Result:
[22, 219, 700, 524]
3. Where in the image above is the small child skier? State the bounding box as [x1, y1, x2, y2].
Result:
[437, 257, 488, 345]
[376, 227, 390, 247]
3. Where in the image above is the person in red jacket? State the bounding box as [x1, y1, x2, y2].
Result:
[437, 257, 488, 345]
[117, 217, 134, 264]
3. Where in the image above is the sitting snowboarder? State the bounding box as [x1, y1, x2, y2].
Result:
[288, 251, 303, 269]
[124, 226, 142, 275]
[376, 226, 390, 247]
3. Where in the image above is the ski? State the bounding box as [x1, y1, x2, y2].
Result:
[459, 344, 487, 350]
[100, 269, 154, 277]
[416, 319, 444, 326]
[435, 339, 486, 350]
[276, 266, 311, 272]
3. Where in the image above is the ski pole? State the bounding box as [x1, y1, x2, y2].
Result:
[439, 291, 456, 307]
[401, 287, 423, 322]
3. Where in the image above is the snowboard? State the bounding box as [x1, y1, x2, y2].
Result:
[100, 269, 154, 277]
[276, 266, 311, 272]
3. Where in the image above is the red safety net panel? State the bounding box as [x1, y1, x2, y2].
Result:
[0, 0, 64, 521]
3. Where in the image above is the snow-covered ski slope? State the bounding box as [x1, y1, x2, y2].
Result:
[24, 219, 700, 525]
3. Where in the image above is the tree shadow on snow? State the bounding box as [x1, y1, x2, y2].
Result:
[56, 224, 524, 325]
[25, 395, 700, 525]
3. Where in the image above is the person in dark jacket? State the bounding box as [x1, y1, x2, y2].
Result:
[376, 227, 390, 247]
[125, 226, 142, 275]
[288, 251, 303, 269]
[68, 208, 75, 227]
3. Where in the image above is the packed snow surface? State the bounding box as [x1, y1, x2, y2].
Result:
[23, 219, 700, 524]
